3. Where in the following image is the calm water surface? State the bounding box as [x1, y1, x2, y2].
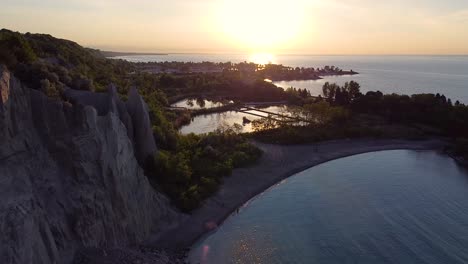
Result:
[116, 54, 468, 103]
[171, 99, 233, 110]
[180, 106, 288, 135]
[189, 150, 468, 264]
[274, 55, 468, 102]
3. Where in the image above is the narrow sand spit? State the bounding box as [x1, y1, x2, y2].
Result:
[150, 138, 446, 250]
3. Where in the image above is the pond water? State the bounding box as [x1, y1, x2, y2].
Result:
[189, 150, 468, 264]
[171, 98, 233, 110]
[180, 106, 290, 134]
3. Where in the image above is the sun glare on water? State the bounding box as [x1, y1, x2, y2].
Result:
[249, 53, 276, 65]
[217, 0, 305, 51]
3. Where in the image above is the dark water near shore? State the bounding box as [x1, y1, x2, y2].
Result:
[189, 150, 468, 264]
[115, 54, 468, 103]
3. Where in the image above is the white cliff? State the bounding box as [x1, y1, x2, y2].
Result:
[63, 84, 157, 166]
[0, 66, 179, 264]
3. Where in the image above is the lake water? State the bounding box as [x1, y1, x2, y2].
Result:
[180, 106, 288, 134]
[115, 54, 468, 103]
[273, 56, 468, 103]
[189, 150, 468, 264]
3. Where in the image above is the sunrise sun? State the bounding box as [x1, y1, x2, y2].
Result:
[217, 0, 305, 51]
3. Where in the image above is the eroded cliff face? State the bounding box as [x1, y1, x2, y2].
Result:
[0, 66, 179, 264]
[62, 84, 157, 167]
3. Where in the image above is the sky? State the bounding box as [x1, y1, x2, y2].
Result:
[1, 0, 468, 54]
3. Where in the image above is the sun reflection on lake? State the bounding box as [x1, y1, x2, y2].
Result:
[249, 53, 276, 65]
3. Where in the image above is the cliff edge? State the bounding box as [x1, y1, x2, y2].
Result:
[0, 66, 179, 264]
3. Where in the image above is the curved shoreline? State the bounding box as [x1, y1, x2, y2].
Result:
[149, 138, 446, 251]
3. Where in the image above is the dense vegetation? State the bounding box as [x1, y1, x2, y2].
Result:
[351, 92, 468, 138]
[135, 70, 288, 102]
[147, 126, 262, 211]
[135, 61, 355, 102]
[258, 64, 357, 81]
[0, 29, 134, 97]
[252, 81, 468, 145]
[322, 80, 468, 138]
[137, 60, 356, 81]
[251, 100, 385, 144]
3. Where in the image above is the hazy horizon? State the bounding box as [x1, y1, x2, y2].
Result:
[2, 0, 468, 55]
[98, 52, 468, 56]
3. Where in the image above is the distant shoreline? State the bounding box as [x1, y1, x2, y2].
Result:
[104, 52, 468, 57]
[148, 138, 446, 253]
[101, 51, 168, 57]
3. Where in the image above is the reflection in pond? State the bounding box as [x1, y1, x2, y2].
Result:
[171, 98, 233, 110]
[180, 106, 291, 135]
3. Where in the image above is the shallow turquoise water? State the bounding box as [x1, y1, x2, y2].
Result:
[189, 150, 468, 264]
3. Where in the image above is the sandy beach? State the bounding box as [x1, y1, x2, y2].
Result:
[150, 138, 446, 251]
